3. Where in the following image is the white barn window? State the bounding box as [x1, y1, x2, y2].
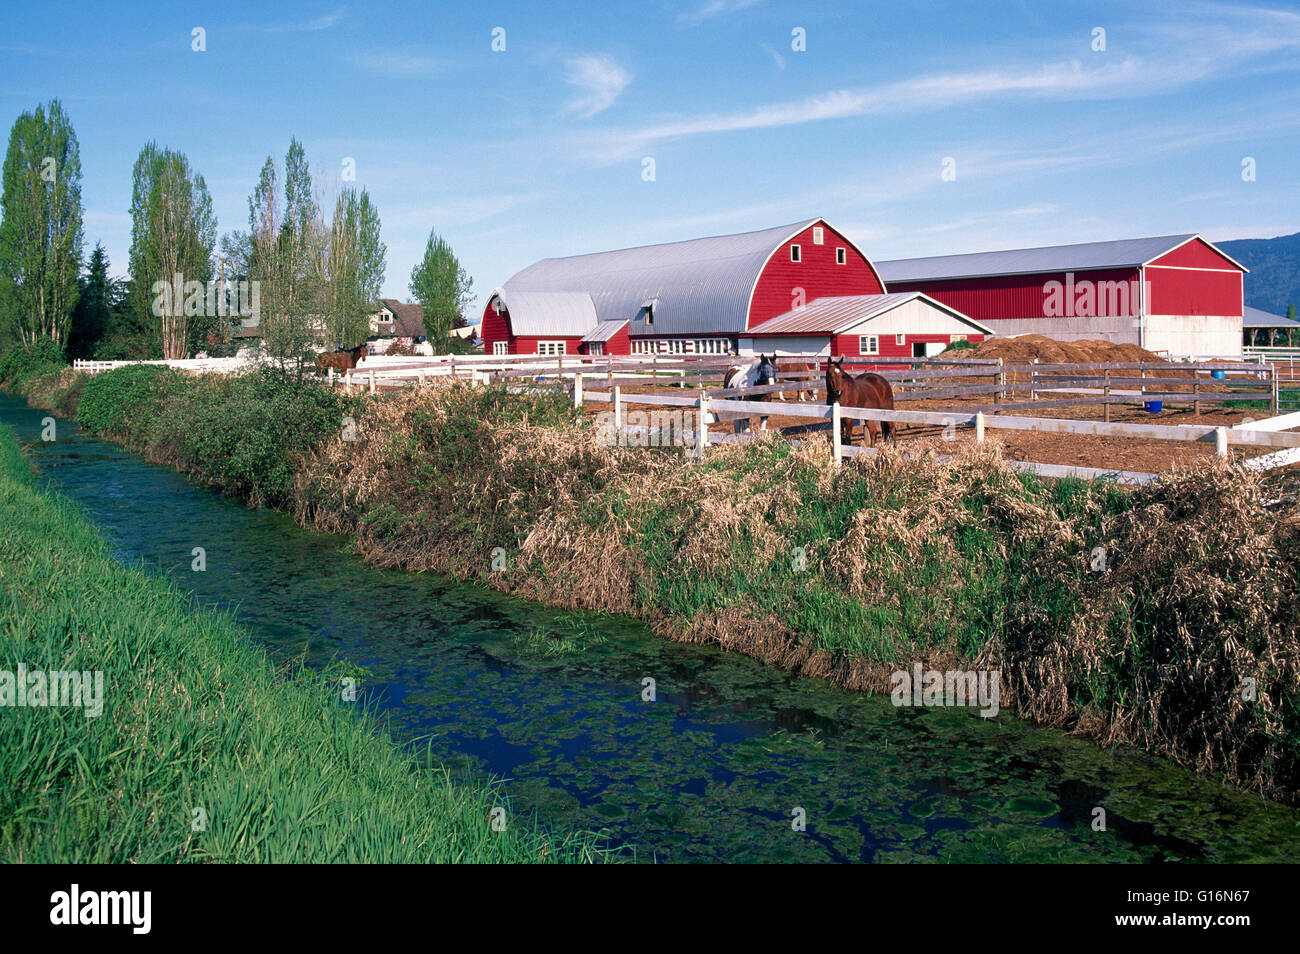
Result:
[859, 335, 879, 355]
[836, 248, 847, 265]
[895, 333, 905, 346]
[950, 334, 966, 344]
[493, 341, 507, 355]
[790, 245, 801, 262]
[812, 227, 824, 245]
[538, 341, 566, 356]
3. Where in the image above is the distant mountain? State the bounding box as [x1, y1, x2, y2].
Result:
[1215, 232, 1300, 316]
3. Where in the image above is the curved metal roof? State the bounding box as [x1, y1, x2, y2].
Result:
[877, 234, 1203, 283]
[491, 288, 598, 337]
[502, 219, 819, 336]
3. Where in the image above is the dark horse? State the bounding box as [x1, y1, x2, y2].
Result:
[723, 353, 780, 433]
[315, 343, 367, 376]
[825, 356, 895, 447]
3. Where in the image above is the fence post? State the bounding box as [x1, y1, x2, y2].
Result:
[328, 366, 334, 387]
[831, 400, 842, 467]
[573, 372, 583, 409]
[450, 355, 456, 382]
[1215, 426, 1228, 458]
[696, 390, 709, 457]
[369, 368, 376, 395]
[1030, 357, 1038, 401]
[1193, 369, 1200, 416]
[975, 411, 985, 444]
[994, 358, 1003, 406]
[345, 369, 352, 394]
[613, 385, 622, 435]
[1103, 369, 1111, 423]
[1272, 365, 1279, 416]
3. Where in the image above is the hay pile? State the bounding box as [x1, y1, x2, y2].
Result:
[969, 334, 1163, 364]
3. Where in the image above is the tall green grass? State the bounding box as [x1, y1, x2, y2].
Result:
[0, 425, 600, 863]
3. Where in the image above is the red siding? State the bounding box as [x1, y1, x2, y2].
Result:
[604, 325, 630, 355]
[888, 269, 1142, 321]
[1146, 267, 1242, 316]
[481, 297, 510, 352]
[749, 222, 884, 329]
[513, 336, 584, 355]
[1149, 237, 1243, 271]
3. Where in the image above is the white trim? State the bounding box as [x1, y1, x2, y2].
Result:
[828, 292, 996, 337]
[812, 226, 824, 245]
[1141, 234, 1249, 273]
[836, 247, 846, 265]
[537, 340, 567, 356]
[493, 340, 508, 356]
[790, 244, 801, 262]
[859, 334, 879, 355]
[1143, 264, 1245, 274]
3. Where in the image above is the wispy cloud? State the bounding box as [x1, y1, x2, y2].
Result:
[581, 5, 1300, 164]
[234, 7, 345, 33]
[350, 50, 444, 78]
[562, 54, 631, 119]
[677, 0, 762, 26]
[760, 42, 785, 71]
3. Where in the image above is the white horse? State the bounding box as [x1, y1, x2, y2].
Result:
[722, 354, 779, 434]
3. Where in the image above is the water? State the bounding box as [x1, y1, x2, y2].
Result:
[5, 394, 1298, 863]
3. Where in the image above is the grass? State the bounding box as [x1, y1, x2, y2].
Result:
[0, 423, 602, 863]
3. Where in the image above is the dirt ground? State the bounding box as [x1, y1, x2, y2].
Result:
[595, 380, 1292, 475]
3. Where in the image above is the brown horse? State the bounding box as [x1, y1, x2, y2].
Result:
[825, 356, 895, 447]
[315, 343, 368, 376]
[777, 360, 819, 401]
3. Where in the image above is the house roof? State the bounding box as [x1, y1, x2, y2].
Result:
[500, 219, 827, 336]
[492, 289, 599, 337]
[747, 292, 995, 336]
[875, 234, 1241, 283]
[378, 298, 426, 338]
[581, 319, 629, 343]
[1243, 305, 1300, 328]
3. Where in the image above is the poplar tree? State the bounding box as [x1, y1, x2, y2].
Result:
[0, 99, 84, 347]
[128, 142, 216, 358]
[321, 187, 385, 349]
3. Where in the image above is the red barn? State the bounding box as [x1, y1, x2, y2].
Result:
[481, 218, 901, 357]
[876, 234, 1247, 357]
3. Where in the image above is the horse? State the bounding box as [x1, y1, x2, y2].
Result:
[722, 354, 780, 434]
[777, 360, 819, 401]
[825, 356, 895, 448]
[314, 343, 368, 376]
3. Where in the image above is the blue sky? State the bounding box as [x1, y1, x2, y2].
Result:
[2, 0, 1299, 313]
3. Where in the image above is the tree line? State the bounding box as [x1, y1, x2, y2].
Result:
[0, 100, 475, 370]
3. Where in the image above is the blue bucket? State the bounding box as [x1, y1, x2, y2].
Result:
[1144, 400, 1163, 413]
[1211, 369, 1226, 380]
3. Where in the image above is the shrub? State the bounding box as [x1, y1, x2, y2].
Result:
[0, 337, 66, 390]
[77, 365, 186, 443]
